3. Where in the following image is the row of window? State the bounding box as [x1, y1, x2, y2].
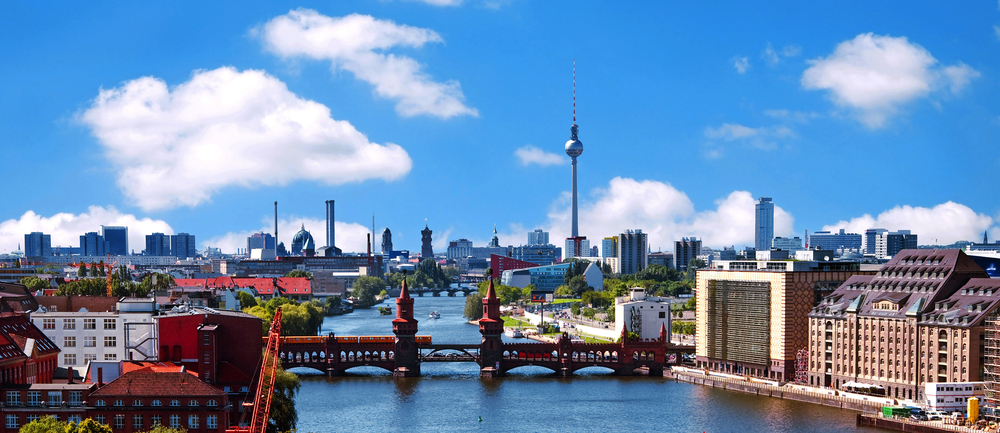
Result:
[6, 391, 83, 406]
[63, 353, 116, 365]
[62, 336, 117, 348]
[5, 414, 218, 429]
[41, 318, 116, 330]
[94, 399, 219, 408]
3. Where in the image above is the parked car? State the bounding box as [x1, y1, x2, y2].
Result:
[910, 412, 928, 421]
[926, 411, 945, 421]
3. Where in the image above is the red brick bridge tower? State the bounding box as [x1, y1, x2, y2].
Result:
[479, 275, 504, 377]
[392, 276, 420, 377]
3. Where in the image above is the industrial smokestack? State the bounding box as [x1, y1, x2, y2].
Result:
[367, 233, 371, 256]
[274, 201, 278, 254]
[326, 200, 335, 249]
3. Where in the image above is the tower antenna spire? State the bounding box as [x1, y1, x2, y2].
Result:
[573, 60, 576, 124]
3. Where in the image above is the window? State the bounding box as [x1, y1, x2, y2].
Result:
[68, 415, 81, 424]
[95, 400, 106, 407]
[151, 415, 162, 427]
[63, 354, 76, 365]
[104, 353, 117, 361]
[188, 415, 199, 429]
[103, 319, 116, 330]
[207, 399, 218, 407]
[151, 400, 162, 407]
[42, 318, 55, 329]
[27, 391, 41, 407]
[63, 319, 76, 330]
[64, 336, 76, 347]
[26, 415, 39, 423]
[133, 415, 143, 430]
[84, 336, 96, 347]
[207, 415, 218, 429]
[69, 391, 82, 406]
[84, 318, 96, 329]
[5, 414, 17, 429]
[47, 391, 62, 406]
[93, 415, 105, 425]
[113, 399, 124, 407]
[169, 415, 181, 429]
[5, 391, 20, 406]
[114, 415, 125, 429]
[188, 399, 198, 407]
[658, 311, 665, 318]
[104, 336, 117, 347]
[169, 399, 180, 407]
[133, 399, 142, 406]
[84, 354, 96, 364]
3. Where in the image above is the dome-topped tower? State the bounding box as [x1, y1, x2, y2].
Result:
[566, 63, 583, 238]
[291, 224, 315, 256]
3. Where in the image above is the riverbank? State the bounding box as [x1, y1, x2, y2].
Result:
[667, 368, 884, 413]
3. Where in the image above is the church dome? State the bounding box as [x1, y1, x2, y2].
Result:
[291, 224, 314, 255]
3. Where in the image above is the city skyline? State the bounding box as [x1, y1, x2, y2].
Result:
[2, 2, 1000, 255]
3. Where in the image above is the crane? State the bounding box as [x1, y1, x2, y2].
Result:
[227, 307, 282, 433]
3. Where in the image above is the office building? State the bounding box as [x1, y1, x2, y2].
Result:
[31, 299, 157, 369]
[865, 228, 888, 254]
[508, 244, 562, 266]
[810, 229, 863, 252]
[325, 200, 335, 250]
[868, 229, 918, 259]
[24, 232, 51, 258]
[755, 197, 774, 252]
[80, 232, 109, 256]
[675, 237, 702, 271]
[145, 233, 170, 256]
[246, 232, 275, 254]
[528, 229, 549, 246]
[170, 233, 197, 259]
[602, 237, 618, 259]
[648, 252, 674, 268]
[565, 236, 590, 259]
[446, 239, 474, 261]
[696, 259, 867, 381]
[616, 289, 671, 340]
[772, 236, 803, 252]
[617, 230, 648, 275]
[101, 226, 128, 256]
[381, 228, 393, 254]
[501, 261, 603, 293]
[807, 249, 995, 401]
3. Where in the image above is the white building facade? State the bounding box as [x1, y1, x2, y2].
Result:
[924, 382, 984, 412]
[614, 289, 671, 341]
[32, 302, 156, 370]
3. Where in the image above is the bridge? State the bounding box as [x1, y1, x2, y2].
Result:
[276, 279, 693, 377]
[408, 286, 478, 297]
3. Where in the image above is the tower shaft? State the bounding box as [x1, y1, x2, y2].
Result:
[571, 157, 579, 238]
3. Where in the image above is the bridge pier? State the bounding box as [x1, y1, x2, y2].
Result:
[432, 291, 440, 297]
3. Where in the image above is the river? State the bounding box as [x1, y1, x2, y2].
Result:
[291, 296, 879, 432]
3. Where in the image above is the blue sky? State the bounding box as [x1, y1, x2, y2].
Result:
[2, 1, 999, 255]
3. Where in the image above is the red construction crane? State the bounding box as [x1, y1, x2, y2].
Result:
[227, 308, 283, 433]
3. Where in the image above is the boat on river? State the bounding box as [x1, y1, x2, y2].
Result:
[504, 328, 524, 338]
[429, 311, 441, 319]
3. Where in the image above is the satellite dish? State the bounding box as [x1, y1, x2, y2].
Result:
[824, 256, 830, 261]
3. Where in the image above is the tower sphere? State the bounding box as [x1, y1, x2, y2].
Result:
[565, 138, 583, 157]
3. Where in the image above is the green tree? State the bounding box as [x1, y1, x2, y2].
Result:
[685, 258, 706, 280]
[236, 291, 258, 310]
[555, 285, 572, 297]
[270, 366, 300, 433]
[605, 305, 615, 323]
[97, 261, 106, 277]
[55, 278, 108, 297]
[13, 259, 20, 268]
[90, 262, 100, 278]
[19, 276, 49, 292]
[463, 293, 484, 320]
[77, 263, 88, 277]
[351, 276, 386, 308]
[570, 302, 581, 316]
[138, 273, 174, 294]
[284, 270, 312, 279]
[19, 415, 66, 433]
[568, 275, 589, 297]
[66, 419, 113, 433]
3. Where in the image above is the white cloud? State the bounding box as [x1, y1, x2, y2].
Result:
[0, 207, 173, 255]
[704, 123, 794, 151]
[80, 67, 411, 211]
[802, 33, 979, 128]
[762, 43, 800, 65]
[994, 25, 1000, 41]
[514, 145, 566, 166]
[733, 56, 750, 74]
[782, 45, 802, 57]
[541, 177, 793, 252]
[764, 109, 819, 123]
[258, 9, 477, 119]
[820, 201, 994, 246]
[203, 217, 372, 255]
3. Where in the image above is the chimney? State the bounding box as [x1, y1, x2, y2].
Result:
[97, 367, 103, 387]
[326, 200, 335, 250]
[367, 234, 371, 256]
[274, 201, 278, 254]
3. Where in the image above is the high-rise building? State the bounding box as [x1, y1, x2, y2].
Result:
[809, 229, 863, 251]
[101, 226, 128, 256]
[80, 232, 108, 256]
[755, 197, 774, 251]
[421, 225, 434, 259]
[509, 245, 562, 266]
[247, 232, 275, 253]
[145, 233, 170, 256]
[565, 237, 590, 259]
[864, 228, 887, 254]
[772, 236, 803, 252]
[617, 230, 648, 275]
[24, 232, 51, 257]
[602, 237, 618, 259]
[325, 200, 335, 249]
[674, 237, 702, 271]
[528, 229, 549, 246]
[382, 228, 393, 254]
[489, 226, 500, 248]
[446, 239, 474, 260]
[170, 233, 196, 259]
[877, 230, 918, 259]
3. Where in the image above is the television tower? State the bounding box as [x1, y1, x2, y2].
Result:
[565, 62, 583, 238]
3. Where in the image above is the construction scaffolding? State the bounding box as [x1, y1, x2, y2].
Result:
[983, 310, 1000, 421]
[795, 347, 809, 384]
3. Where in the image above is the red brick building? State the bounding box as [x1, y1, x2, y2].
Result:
[0, 315, 59, 385]
[0, 382, 96, 431]
[87, 368, 229, 433]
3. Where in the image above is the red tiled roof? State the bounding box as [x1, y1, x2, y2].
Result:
[174, 277, 311, 295]
[91, 369, 226, 397]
